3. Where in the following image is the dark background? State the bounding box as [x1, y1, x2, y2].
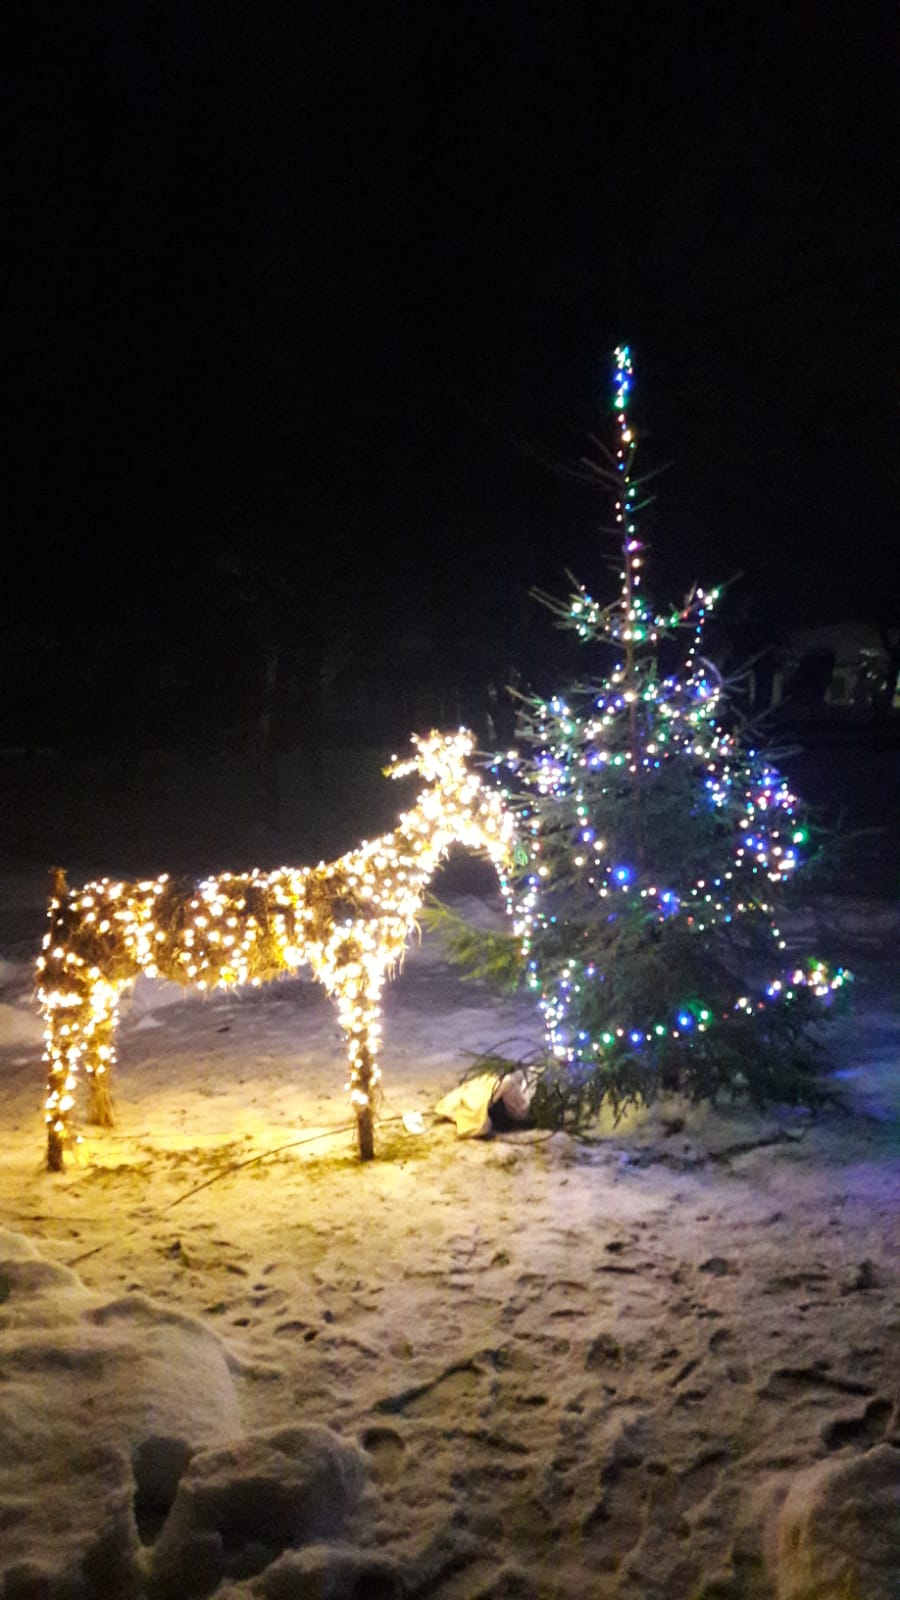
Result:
[3, 1, 896, 754]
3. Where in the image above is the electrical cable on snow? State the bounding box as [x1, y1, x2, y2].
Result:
[64, 1113, 439, 1267]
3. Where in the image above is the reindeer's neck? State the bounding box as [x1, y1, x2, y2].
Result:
[398, 787, 466, 863]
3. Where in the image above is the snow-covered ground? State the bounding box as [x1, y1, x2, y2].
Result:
[1, 763, 898, 1598]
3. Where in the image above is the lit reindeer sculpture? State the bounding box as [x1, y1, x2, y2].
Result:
[38, 730, 513, 1170]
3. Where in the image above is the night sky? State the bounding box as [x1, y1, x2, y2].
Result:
[4, 3, 896, 746]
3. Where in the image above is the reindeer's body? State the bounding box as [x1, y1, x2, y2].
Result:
[38, 731, 511, 1169]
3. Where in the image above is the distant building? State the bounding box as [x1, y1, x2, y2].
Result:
[778, 622, 899, 712]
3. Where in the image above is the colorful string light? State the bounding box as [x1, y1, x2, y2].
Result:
[494, 346, 847, 1087]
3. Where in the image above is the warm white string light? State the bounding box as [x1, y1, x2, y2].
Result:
[38, 730, 513, 1169]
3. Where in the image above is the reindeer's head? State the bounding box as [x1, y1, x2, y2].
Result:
[386, 729, 477, 788]
[386, 729, 513, 869]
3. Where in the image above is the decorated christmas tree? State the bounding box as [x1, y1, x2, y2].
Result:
[470, 346, 849, 1126]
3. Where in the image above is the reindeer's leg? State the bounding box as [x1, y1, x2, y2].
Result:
[87, 1064, 114, 1126]
[42, 982, 89, 1170]
[83, 980, 125, 1127]
[349, 988, 383, 1161]
[42, 975, 125, 1168]
[356, 1095, 375, 1162]
[42, 986, 87, 1169]
[329, 965, 386, 1161]
[47, 1126, 66, 1173]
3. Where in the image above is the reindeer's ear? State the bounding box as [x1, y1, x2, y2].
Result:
[50, 867, 69, 899]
